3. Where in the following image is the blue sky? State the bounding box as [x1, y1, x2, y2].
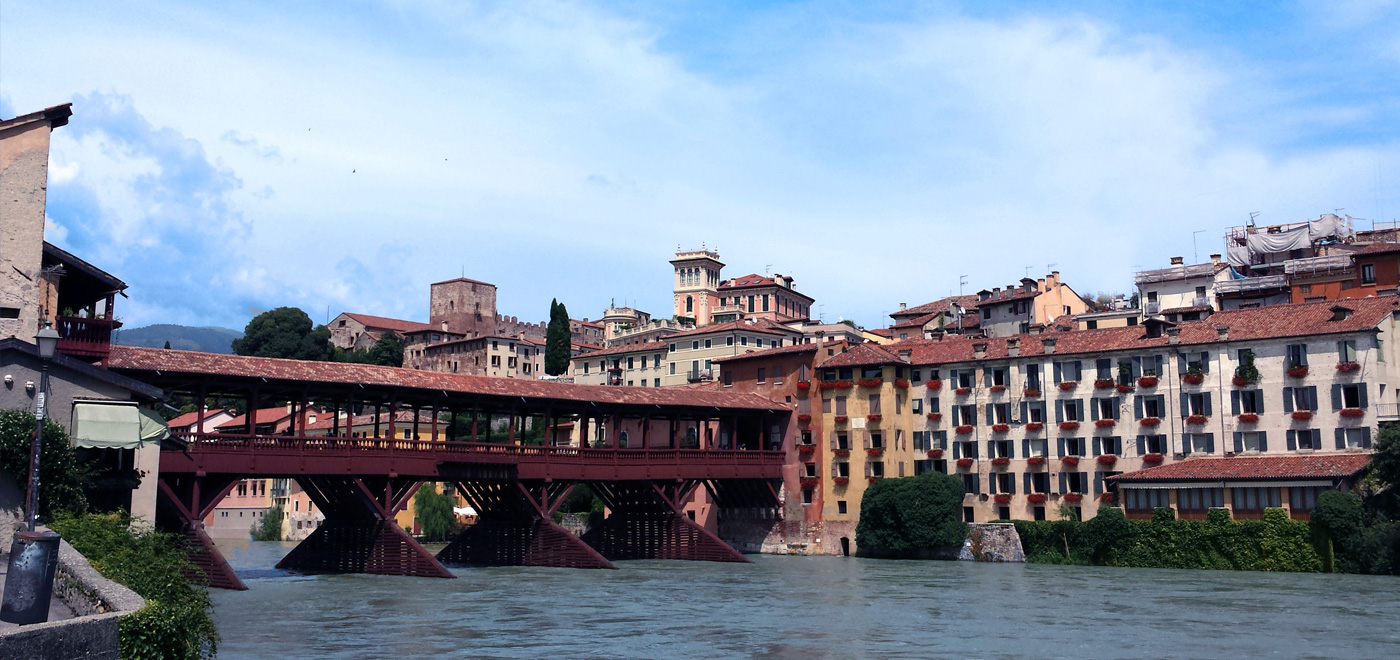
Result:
[2, 0, 1397, 331]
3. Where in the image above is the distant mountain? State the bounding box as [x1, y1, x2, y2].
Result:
[114, 324, 243, 354]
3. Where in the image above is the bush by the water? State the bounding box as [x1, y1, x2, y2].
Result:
[50, 512, 220, 660]
[1310, 490, 1400, 574]
[855, 472, 966, 557]
[250, 503, 284, 541]
[1016, 506, 1322, 572]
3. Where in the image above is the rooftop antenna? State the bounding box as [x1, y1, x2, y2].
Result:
[1248, 212, 1259, 227]
[1192, 230, 1205, 263]
[959, 275, 968, 296]
[1047, 264, 1057, 273]
[1025, 266, 1032, 278]
[818, 304, 825, 323]
[765, 264, 772, 276]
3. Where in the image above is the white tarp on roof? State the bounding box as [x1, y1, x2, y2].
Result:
[1246, 224, 1311, 254]
[1229, 215, 1354, 268]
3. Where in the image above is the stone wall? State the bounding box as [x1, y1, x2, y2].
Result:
[958, 522, 1026, 562]
[0, 119, 52, 342]
[720, 515, 858, 556]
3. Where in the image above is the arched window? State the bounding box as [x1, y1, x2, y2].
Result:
[686, 296, 694, 313]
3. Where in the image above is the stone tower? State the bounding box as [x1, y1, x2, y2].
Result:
[429, 277, 498, 337]
[670, 247, 723, 327]
[0, 104, 71, 340]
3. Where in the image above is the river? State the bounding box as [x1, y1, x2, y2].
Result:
[210, 540, 1399, 659]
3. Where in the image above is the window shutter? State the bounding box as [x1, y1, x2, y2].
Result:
[830, 462, 839, 478]
[1307, 387, 1319, 411]
[1286, 430, 1297, 451]
[1008, 440, 1016, 459]
[870, 394, 881, 414]
[1134, 396, 1144, 419]
[863, 431, 872, 449]
[1231, 390, 1240, 415]
[985, 403, 993, 424]
[1055, 400, 1064, 422]
[931, 397, 940, 413]
[1335, 428, 1346, 450]
[1112, 397, 1122, 420]
[1177, 353, 1187, 375]
[1090, 401, 1100, 422]
[865, 461, 872, 478]
[1009, 475, 1017, 494]
[1282, 387, 1294, 413]
[1360, 383, 1369, 408]
[1331, 384, 1343, 411]
[1258, 431, 1267, 452]
[1057, 438, 1066, 457]
[1132, 356, 1142, 378]
[1136, 435, 1146, 455]
[951, 407, 960, 426]
[983, 367, 993, 386]
[1337, 340, 1345, 360]
[1205, 433, 1215, 453]
[1023, 472, 1032, 494]
[989, 475, 998, 494]
[1092, 437, 1101, 456]
[1094, 472, 1103, 496]
[1058, 472, 1067, 494]
[1256, 390, 1265, 414]
[1020, 401, 1028, 422]
[953, 442, 961, 459]
[1201, 352, 1210, 373]
[1203, 393, 1213, 417]
[1053, 362, 1062, 383]
[970, 442, 979, 458]
[1362, 428, 1372, 448]
[1022, 438, 1031, 458]
[1179, 393, 1189, 417]
[1233, 432, 1243, 453]
[830, 432, 839, 450]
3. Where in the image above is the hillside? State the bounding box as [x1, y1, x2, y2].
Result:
[114, 324, 243, 354]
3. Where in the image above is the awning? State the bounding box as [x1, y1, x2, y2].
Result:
[71, 401, 167, 449]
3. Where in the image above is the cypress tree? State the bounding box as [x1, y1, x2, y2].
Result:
[545, 299, 571, 376]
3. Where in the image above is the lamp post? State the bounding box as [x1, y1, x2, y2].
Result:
[25, 323, 60, 531]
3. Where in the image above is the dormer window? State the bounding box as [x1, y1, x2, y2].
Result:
[1331, 305, 1353, 321]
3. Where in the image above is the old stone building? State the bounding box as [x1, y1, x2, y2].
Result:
[1, 103, 71, 341]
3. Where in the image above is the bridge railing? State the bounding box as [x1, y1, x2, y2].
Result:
[172, 433, 785, 465]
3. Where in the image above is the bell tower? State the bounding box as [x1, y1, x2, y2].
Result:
[670, 245, 723, 327]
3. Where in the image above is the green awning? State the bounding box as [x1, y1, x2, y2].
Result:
[71, 401, 166, 449]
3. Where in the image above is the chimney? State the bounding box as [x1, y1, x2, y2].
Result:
[1027, 324, 1042, 336]
[973, 342, 987, 360]
[899, 302, 907, 311]
[1170, 256, 1184, 265]
[1007, 337, 1020, 357]
[1216, 325, 1229, 341]
[992, 287, 1001, 299]
[1209, 254, 1221, 266]
[1037, 277, 1046, 291]
[1166, 326, 1181, 345]
[1042, 337, 1057, 354]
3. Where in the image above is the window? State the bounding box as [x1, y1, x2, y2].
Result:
[839, 368, 853, 379]
[1177, 488, 1224, 511]
[1059, 437, 1086, 457]
[1063, 472, 1087, 494]
[989, 439, 1012, 458]
[1096, 358, 1112, 380]
[962, 474, 979, 494]
[869, 461, 884, 478]
[654, 378, 661, 387]
[835, 433, 850, 450]
[1290, 486, 1326, 511]
[1283, 386, 1318, 412]
[1186, 433, 1214, 454]
[913, 431, 930, 452]
[1024, 401, 1045, 424]
[954, 404, 977, 426]
[1338, 383, 1365, 409]
[1287, 343, 1308, 367]
[928, 396, 940, 413]
[1182, 351, 1210, 372]
[1024, 364, 1042, 391]
[985, 366, 1008, 387]
[692, 341, 700, 350]
[1362, 263, 1376, 284]
[989, 403, 1010, 424]
[670, 343, 677, 352]
[723, 371, 733, 386]
[861, 366, 883, 379]
[1124, 488, 1170, 512]
[1288, 429, 1322, 450]
[869, 431, 884, 449]
[628, 357, 634, 369]
[1342, 427, 1371, 449]
[1140, 435, 1167, 455]
[991, 472, 1014, 494]
[669, 362, 676, 375]
[1185, 392, 1212, 416]
[1135, 394, 1164, 419]
[774, 366, 784, 384]
[1053, 361, 1082, 383]
[837, 501, 848, 514]
[1056, 399, 1083, 423]
[1096, 436, 1122, 456]
[952, 369, 975, 388]
[1234, 390, 1263, 414]
[1028, 472, 1050, 493]
[835, 397, 847, 416]
[912, 398, 923, 415]
[757, 368, 766, 384]
[726, 336, 734, 346]
[822, 397, 832, 413]
[1026, 438, 1047, 458]
[1338, 340, 1358, 363]
[1094, 397, 1118, 421]
[802, 489, 813, 505]
[740, 336, 748, 346]
[1232, 487, 1281, 512]
[705, 339, 713, 349]
[955, 439, 978, 459]
[1235, 431, 1265, 452]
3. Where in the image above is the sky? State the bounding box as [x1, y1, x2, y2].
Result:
[2, 0, 1398, 331]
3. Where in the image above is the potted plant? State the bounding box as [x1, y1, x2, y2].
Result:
[1094, 419, 1116, 429]
[1337, 361, 1361, 373]
[1237, 413, 1259, 424]
[1185, 414, 1208, 425]
[1182, 366, 1205, 385]
[989, 384, 1006, 393]
[868, 477, 879, 485]
[1025, 422, 1044, 432]
[893, 378, 910, 388]
[956, 457, 974, 468]
[857, 378, 884, 388]
[992, 423, 1010, 433]
[955, 386, 972, 396]
[834, 415, 849, 423]
[1096, 454, 1117, 465]
[1094, 378, 1115, 389]
[1140, 417, 1161, 427]
[798, 444, 816, 454]
[820, 380, 853, 391]
[1138, 374, 1159, 388]
[1099, 493, 1116, 503]
[994, 493, 1012, 504]
[800, 476, 820, 487]
[1291, 410, 1314, 421]
[1023, 388, 1042, 397]
[1116, 384, 1133, 394]
[1059, 421, 1080, 431]
[797, 413, 812, 423]
[927, 413, 943, 422]
[866, 447, 884, 457]
[927, 448, 944, 459]
[1142, 453, 1164, 464]
[1286, 362, 1309, 378]
[955, 425, 974, 435]
[1027, 493, 1048, 504]
[1340, 408, 1366, 418]
[1060, 456, 1080, 467]
[927, 378, 943, 390]
[1058, 381, 1078, 391]
[991, 457, 1010, 467]
[1027, 456, 1046, 466]
[867, 413, 882, 423]
[1062, 493, 1084, 503]
[796, 380, 812, 391]
[834, 476, 850, 486]
[1233, 352, 1260, 387]
[833, 448, 851, 457]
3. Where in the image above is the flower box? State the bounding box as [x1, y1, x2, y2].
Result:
[956, 458, 974, 468]
[1137, 376, 1159, 388]
[1062, 493, 1084, 503]
[795, 380, 812, 391]
[868, 477, 879, 485]
[833, 448, 851, 457]
[1181, 374, 1205, 385]
[1142, 453, 1164, 464]
[819, 380, 853, 390]
[866, 447, 884, 457]
[797, 414, 812, 423]
[797, 444, 816, 454]
[1094, 378, 1115, 389]
[1116, 384, 1133, 394]
[955, 387, 972, 396]
[799, 476, 820, 487]
[1094, 419, 1116, 429]
[1336, 362, 1360, 373]
[1340, 408, 1366, 418]
[1291, 410, 1314, 421]
[994, 494, 1012, 504]
[989, 384, 1006, 393]
[1185, 414, 1208, 425]
[1027, 493, 1048, 504]
[1023, 388, 1042, 397]
[1140, 417, 1161, 427]
[955, 425, 974, 435]
[1058, 381, 1078, 391]
[927, 379, 943, 391]
[834, 415, 849, 424]
[927, 449, 944, 459]
[1099, 493, 1116, 503]
[1286, 366, 1310, 378]
[867, 414, 882, 423]
[1237, 413, 1259, 424]
[1025, 422, 1044, 432]
[1027, 456, 1046, 466]
[991, 457, 1010, 467]
[927, 413, 943, 422]
[1231, 376, 1252, 387]
[893, 378, 910, 389]
[992, 423, 1010, 433]
[833, 476, 850, 486]
[1060, 456, 1080, 467]
[857, 378, 884, 388]
[1059, 421, 1081, 431]
[1096, 454, 1117, 465]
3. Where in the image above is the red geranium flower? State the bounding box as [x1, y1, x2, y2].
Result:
[1060, 456, 1080, 467]
[992, 423, 1010, 433]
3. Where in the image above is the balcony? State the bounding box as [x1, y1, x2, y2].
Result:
[687, 368, 713, 383]
[1214, 275, 1288, 296]
[1374, 403, 1400, 423]
[55, 315, 121, 362]
[1144, 301, 1161, 315]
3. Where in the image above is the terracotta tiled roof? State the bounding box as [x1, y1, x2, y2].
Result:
[572, 319, 604, 328]
[880, 296, 1399, 366]
[1111, 453, 1371, 483]
[819, 343, 905, 368]
[341, 313, 433, 334]
[663, 318, 797, 340]
[215, 406, 302, 431]
[1158, 305, 1212, 315]
[892, 295, 979, 320]
[712, 342, 820, 363]
[304, 410, 419, 431]
[572, 342, 605, 352]
[1354, 242, 1400, 256]
[891, 313, 938, 329]
[973, 288, 1038, 307]
[166, 410, 209, 428]
[430, 276, 494, 287]
[108, 346, 786, 411]
[868, 328, 896, 338]
[572, 341, 669, 360]
[719, 274, 776, 289]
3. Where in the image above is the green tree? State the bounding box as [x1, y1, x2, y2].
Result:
[250, 504, 284, 541]
[855, 472, 966, 557]
[163, 340, 171, 349]
[231, 307, 333, 361]
[545, 298, 571, 376]
[415, 483, 459, 542]
[366, 331, 405, 367]
[1371, 424, 1400, 489]
[0, 408, 87, 521]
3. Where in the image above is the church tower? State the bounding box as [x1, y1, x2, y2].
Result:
[670, 246, 723, 327]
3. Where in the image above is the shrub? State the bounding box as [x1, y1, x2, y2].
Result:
[0, 408, 88, 521]
[250, 503, 283, 541]
[50, 512, 220, 660]
[855, 471, 966, 557]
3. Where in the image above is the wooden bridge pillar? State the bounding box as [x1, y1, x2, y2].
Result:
[437, 480, 613, 569]
[582, 480, 748, 563]
[275, 476, 453, 580]
[155, 474, 247, 590]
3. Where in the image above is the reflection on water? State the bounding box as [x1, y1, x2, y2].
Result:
[210, 540, 1400, 659]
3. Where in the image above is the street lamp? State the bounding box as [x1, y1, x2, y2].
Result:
[26, 323, 60, 531]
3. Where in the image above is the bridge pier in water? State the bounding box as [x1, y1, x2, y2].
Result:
[156, 474, 249, 591]
[437, 479, 615, 569]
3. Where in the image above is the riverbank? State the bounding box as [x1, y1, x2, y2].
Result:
[209, 540, 1400, 659]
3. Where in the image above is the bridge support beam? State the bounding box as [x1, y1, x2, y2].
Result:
[156, 475, 247, 590]
[438, 480, 615, 569]
[583, 480, 748, 563]
[276, 476, 454, 580]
